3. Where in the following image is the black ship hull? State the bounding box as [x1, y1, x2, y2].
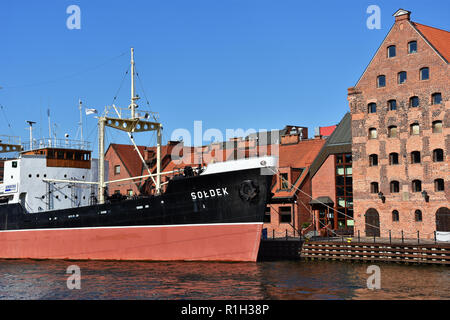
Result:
[0, 168, 273, 261]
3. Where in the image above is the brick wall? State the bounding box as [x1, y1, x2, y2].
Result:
[348, 13, 449, 239]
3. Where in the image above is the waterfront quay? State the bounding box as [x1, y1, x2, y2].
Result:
[259, 237, 450, 265]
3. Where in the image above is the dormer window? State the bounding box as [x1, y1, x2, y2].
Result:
[377, 75, 386, 88]
[408, 41, 417, 54]
[280, 173, 289, 189]
[387, 45, 396, 58]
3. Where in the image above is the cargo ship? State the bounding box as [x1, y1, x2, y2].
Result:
[0, 49, 276, 262]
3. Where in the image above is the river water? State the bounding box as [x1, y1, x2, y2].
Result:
[0, 259, 448, 300]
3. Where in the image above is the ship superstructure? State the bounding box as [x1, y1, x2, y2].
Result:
[0, 137, 100, 212]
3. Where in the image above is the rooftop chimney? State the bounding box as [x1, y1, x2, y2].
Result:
[393, 9, 411, 22]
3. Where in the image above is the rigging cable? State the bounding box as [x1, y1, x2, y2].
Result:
[0, 103, 16, 136]
[5, 51, 128, 89]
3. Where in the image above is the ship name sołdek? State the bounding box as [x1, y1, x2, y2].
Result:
[191, 188, 229, 200]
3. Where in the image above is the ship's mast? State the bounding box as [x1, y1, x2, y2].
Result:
[130, 48, 138, 119]
[97, 48, 162, 204]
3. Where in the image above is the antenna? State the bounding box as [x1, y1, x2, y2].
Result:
[47, 108, 51, 146]
[26, 121, 36, 150]
[78, 99, 83, 144]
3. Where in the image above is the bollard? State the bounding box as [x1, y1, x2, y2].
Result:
[417, 231, 420, 244]
[401, 230, 404, 244]
[273, 229, 275, 239]
[389, 230, 391, 244]
[358, 230, 360, 243]
[434, 231, 437, 244]
[285, 229, 288, 240]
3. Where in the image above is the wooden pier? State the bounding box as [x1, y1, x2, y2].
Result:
[301, 241, 450, 265]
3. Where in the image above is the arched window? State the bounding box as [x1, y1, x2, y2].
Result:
[412, 180, 422, 192]
[415, 210, 423, 222]
[435, 179, 445, 192]
[398, 71, 407, 84]
[388, 99, 397, 111]
[432, 92, 442, 105]
[377, 75, 386, 88]
[369, 128, 377, 139]
[387, 45, 396, 58]
[368, 103, 377, 114]
[410, 123, 420, 135]
[392, 210, 399, 222]
[370, 182, 379, 194]
[411, 151, 421, 164]
[369, 154, 378, 167]
[433, 149, 444, 162]
[420, 67, 429, 80]
[432, 120, 443, 133]
[408, 41, 417, 54]
[389, 152, 399, 165]
[410, 96, 419, 108]
[390, 181, 400, 193]
[388, 125, 398, 138]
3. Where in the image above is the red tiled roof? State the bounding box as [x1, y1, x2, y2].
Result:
[278, 139, 326, 168]
[319, 126, 336, 137]
[272, 138, 326, 198]
[412, 22, 450, 62]
[110, 144, 147, 178]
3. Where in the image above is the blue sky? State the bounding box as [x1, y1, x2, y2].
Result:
[0, 0, 449, 155]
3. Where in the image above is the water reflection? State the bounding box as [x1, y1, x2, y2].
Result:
[0, 259, 448, 300]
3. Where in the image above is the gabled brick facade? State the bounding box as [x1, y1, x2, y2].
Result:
[347, 9, 449, 239]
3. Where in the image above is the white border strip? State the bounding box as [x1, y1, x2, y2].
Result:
[0, 222, 264, 233]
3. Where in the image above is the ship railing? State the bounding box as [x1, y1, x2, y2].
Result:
[0, 135, 21, 146]
[22, 138, 91, 151]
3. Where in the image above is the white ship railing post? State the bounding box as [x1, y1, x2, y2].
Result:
[156, 125, 162, 194]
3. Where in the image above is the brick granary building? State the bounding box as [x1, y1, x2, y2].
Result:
[348, 9, 449, 239]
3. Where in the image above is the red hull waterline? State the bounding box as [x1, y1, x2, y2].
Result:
[0, 223, 263, 262]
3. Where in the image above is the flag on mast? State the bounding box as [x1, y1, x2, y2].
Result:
[85, 108, 98, 115]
